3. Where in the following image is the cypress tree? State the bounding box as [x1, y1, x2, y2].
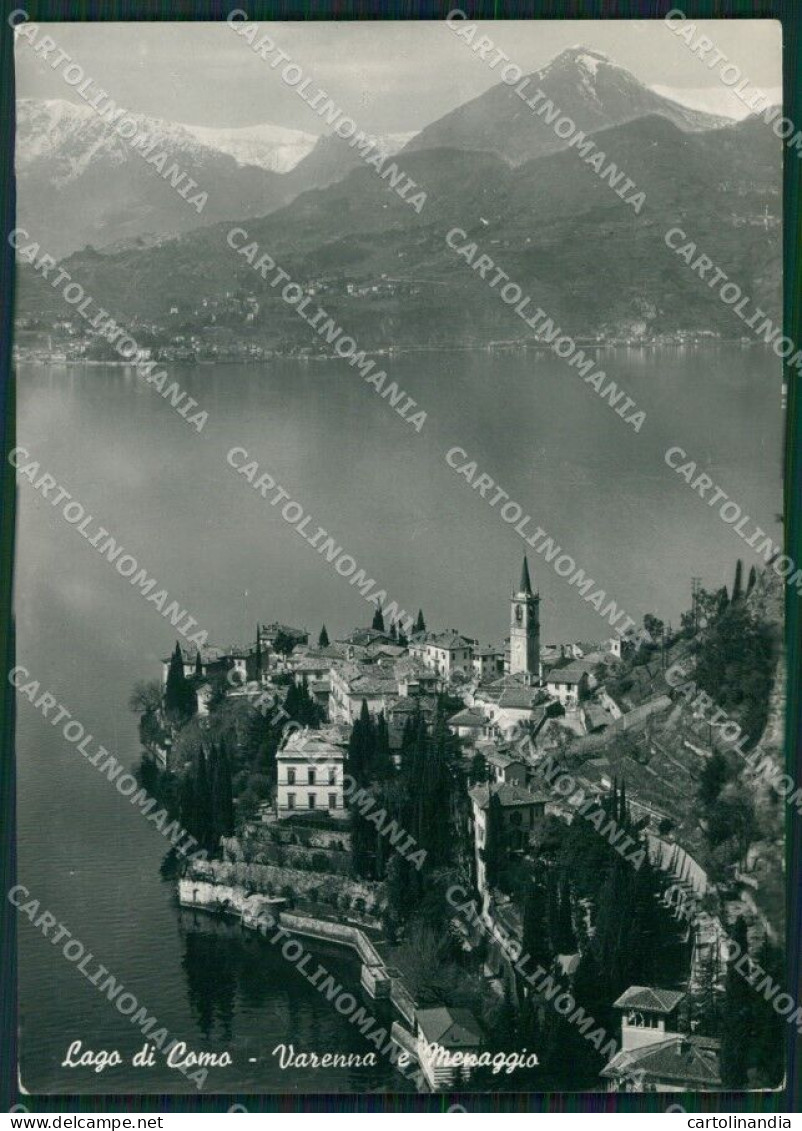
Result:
[750, 938, 784, 1086]
[217, 742, 235, 839]
[401, 711, 430, 847]
[695, 947, 720, 1036]
[165, 642, 196, 721]
[195, 747, 214, 853]
[732, 559, 744, 603]
[717, 585, 730, 616]
[350, 804, 377, 879]
[547, 871, 561, 954]
[720, 917, 752, 1087]
[569, 947, 611, 1083]
[184, 679, 197, 719]
[415, 609, 426, 634]
[746, 565, 757, 597]
[165, 642, 185, 714]
[372, 602, 385, 632]
[195, 650, 202, 678]
[363, 702, 377, 778]
[318, 624, 329, 647]
[606, 778, 619, 823]
[592, 856, 635, 998]
[418, 714, 455, 867]
[346, 705, 361, 787]
[521, 880, 550, 974]
[557, 879, 576, 953]
[347, 700, 373, 787]
[208, 743, 219, 844]
[389, 622, 398, 642]
[384, 853, 422, 930]
[627, 857, 668, 985]
[179, 771, 197, 839]
[348, 703, 378, 877]
[411, 711, 428, 784]
[399, 714, 416, 778]
[374, 711, 394, 780]
[284, 681, 300, 723]
[484, 788, 505, 891]
[299, 675, 317, 726]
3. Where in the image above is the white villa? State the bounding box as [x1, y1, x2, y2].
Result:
[275, 729, 346, 819]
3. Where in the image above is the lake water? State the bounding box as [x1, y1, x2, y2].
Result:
[14, 346, 783, 1092]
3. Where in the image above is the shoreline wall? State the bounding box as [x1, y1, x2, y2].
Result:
[178, 874, 418, 1030]
[184, 857, 384, 916]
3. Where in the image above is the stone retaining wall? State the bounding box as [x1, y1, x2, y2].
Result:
[179, 878, 418, 1033]
[187, 857, 384, 914]
[648, 834, 709, 897]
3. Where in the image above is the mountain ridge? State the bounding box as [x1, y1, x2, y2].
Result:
[15, 113, 780, 353]
[14, 97, 418, 257]
[406, 45, 734, 167]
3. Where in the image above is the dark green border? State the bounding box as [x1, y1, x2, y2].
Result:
[0, 0, 799, 1114]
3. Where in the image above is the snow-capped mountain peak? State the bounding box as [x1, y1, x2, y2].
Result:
[408, 44, 736, 167]
[182, 122, 318, 173]
[539, 45, 612, 78]
[15, 98, 319, 176]
[14, 96, 422, 257]
[575, 52, 603, 77]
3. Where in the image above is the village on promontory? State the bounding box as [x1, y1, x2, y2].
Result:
[131, 555, 786, 1092]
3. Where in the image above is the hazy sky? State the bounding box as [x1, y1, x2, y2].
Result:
[16, 18, 782, 133]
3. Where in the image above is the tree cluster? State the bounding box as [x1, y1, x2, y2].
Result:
[346, 701, 463, 900]
[283, 677, 325, 729]
[495, 782, 688, 1087]
[179, 742, 235, 855]
[720, 919, 784, 1088]
[693, 599, 776, 746]
[272, 630, 296, 659]
[164, 642, 197, 722]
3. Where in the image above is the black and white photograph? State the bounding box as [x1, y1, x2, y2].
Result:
[4, 8, 797, 1105]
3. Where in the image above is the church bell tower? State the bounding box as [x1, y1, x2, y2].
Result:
[510, 555, 540, 683]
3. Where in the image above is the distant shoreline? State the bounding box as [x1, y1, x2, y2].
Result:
[13, 336, 767, 369]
